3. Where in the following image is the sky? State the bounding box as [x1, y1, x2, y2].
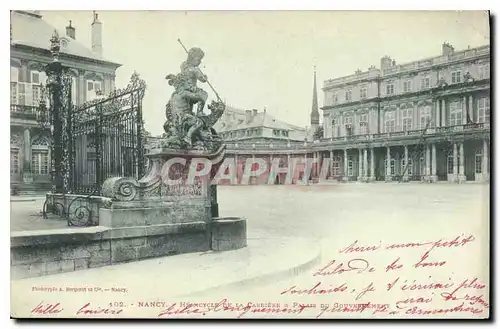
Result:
[41, 10, 490, 136]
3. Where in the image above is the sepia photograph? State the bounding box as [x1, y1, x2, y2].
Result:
[8, 9, 490, 320]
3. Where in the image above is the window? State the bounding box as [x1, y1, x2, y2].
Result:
[478, 65, 490, 80]
[386, 84, 395, 95]
[477, 97, 490, 123]
[384, 157, 395, 175]
[360, 87, 367, 99]
[344, 116, 353, 136]
[347, 157, 353, 176]
[345, 90, 352, 102]
[475, 149, 483, 174]
[10, 67, 46, 106]
[30, 70, 42, 106]
[420, 77, 430, 90]
[31, 151, 49, 175]
[332, 156, 341, 176]
[419, 106, 432, 129]
[447, 155, 454, 174]
[86, 79, 103, 101]
[10, 150, 19, 174]
[332, 93, 338, 104]
[449, 101, 463, 126]
[451, 71, 462, 84]
[331, 119, 339, 137]
[403, 81, 412, 93]
[401, 108, 413, 131]
[407, 158, 413, 176]
[359, 113, 368, 134]
[384, 110, 396, 133]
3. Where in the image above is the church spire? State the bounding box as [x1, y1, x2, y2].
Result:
[310, 65, 320, 128]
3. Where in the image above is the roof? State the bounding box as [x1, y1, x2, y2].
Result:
[11, 10, 120, 66]
[217, 108, 305, 133]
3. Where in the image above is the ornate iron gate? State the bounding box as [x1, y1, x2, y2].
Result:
[70, 73, 147, 195]
[39, 31, 148, 226]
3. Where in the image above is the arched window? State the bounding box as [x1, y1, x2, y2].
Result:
[31, 136, 50, 175]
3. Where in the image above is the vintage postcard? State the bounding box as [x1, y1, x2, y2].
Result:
[9, 10, 490, 319]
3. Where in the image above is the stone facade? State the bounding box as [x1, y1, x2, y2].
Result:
[10, 11, 121, 194]
[187, 43, 489, 185]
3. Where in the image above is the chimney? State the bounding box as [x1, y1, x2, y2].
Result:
[245, 110, 252, 123]
[380, 55, 392, 70]
[442, 42, 454, 57]
[252, 109, 258, 116]
[66, 20, 75, 39]
[91, 11, 102, 56]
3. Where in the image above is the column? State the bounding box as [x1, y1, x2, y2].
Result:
[22, 128, 33, 183]
[458, 143, 466, 182]
[357, 149, 363, 181]
[435, 99, 441, 127]
[403, 145, 409, 182]
[312, 152, 317, 181]
[370, 148, 375, 181]
[329, 150, 333, 178]
[468, 95, 474, 123]
[344, 149, 348, 181]
[340, 113, 344, 137]
[363, 149, 368, 181]
[462, 96, 467, 125]
[234, 154, 239, 184]
[386, 146, 392, 182]
[431, 143, 437, 182]
[425, 144, 431, 180]
[441, 99, 446, 127]
[483, 139, 489, 181]
[78, 73, 85, 105]
[452, 143, 458, 182]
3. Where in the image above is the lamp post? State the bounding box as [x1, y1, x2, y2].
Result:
[38, 30, 73, 194]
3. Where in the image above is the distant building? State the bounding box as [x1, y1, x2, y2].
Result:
[149, 42, 489, 185]
[10, 11, 121, 194]
[214, 105, 307, 144]
[320, 42, 490, 182]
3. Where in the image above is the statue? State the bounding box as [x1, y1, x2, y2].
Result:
[162, 46, 225, 152]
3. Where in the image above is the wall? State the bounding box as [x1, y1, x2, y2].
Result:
[11, 223, 211, 280]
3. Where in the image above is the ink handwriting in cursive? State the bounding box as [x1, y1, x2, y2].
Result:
[31, 302, 63, 315]
[313, 259, 375, 276]
[280, 282, 348, 295]
[76, 303, 124, 315]
[157, 299, 313, 318]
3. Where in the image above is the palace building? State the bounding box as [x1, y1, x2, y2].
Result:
[10, 11, 121, 194]
[214, 42, 490, 185]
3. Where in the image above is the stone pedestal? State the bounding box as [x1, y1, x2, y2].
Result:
[211, 217, 247, 251]
[100, 146, 247, 264]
